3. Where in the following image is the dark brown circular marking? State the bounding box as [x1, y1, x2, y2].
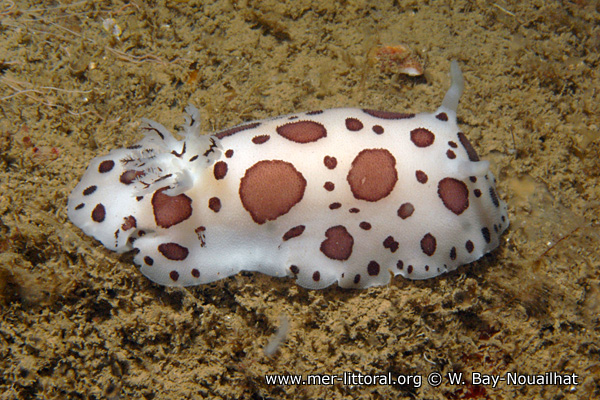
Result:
[75, 203, 84, 210]
[446, 150, 456, 159]
[152, 187, 193, 228]
[345, 118, 364, 131]
[329, 202, 342, 210]
[213, 161, 228, 180]
[465, 240, 474, 253]
[83, 186, 97, 196]
[324, 181, 335, 191]
[121, 215, 137, 231]
[283, 225, 305, 241]
[470, 176, 477, 183]
[306, 110, 323, 115]
[347, 149, 398, 201]
[436, 112, 449, 121]
[169, 271, 179, 281]
[367, 261, 380, 276]
[225, 149, 234, 158]
[312, 271, 320, 282]
[372, 125, 384, 134]
[324, 155, 337, 170]
[421, 233, 437, 256]
[208, 197, 221, 213]
[191, 268, 200, 278]
[239, 160, 306, 224]
[396, 260, 404, 270]
[98, 160, 115, 173]
[438, 178, 469, 215]
[425, 265, 430, 271]
[416, 170, 428, 184]
[458, 132, 480, 161]
[474, 189, 482, 198]
[354, 274, 361, 284]
[136, 196, 144, 201]
[359, 221, 371, 230]
[320, 225, 354, 260]
[215, 122, 260, 139]
[158, 243, 189, 261]
[276, 120, 327, 143]
[252, 135, 270, 144]
[290, 265, 299, 275]
[410, 128, 435, 148]
[481, 227, 491, 243]
[144, 256, 154, 266]
[383, 236, 399, 253]
[91, 204, 106, 222]
[362, 109, 415, 119]
[448, 141, 458, 148]
[489, 187, 500, 207]
[397, 203, 415, 219]
[450, 247, 457, 260]
[349, 208, 360, 213]
[501, 215, 506, 222]
[120, 170, 145, 185]
[407, 265, 413, 274]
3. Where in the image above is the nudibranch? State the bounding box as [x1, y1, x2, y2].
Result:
[68, 61, 509, 289]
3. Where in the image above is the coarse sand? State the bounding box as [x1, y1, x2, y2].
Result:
[0, 1, 598, 399]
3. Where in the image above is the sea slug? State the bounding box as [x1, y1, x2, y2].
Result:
[68, 61, 509, 289]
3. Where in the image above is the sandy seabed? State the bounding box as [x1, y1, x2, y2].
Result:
[0, 0, 599, 399]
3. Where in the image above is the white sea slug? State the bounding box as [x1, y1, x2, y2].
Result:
[67, 61, 509, 289]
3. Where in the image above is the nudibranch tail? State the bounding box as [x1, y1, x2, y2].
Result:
[440, 60, 464, 115]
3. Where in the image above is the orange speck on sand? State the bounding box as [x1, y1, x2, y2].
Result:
[369, 45, 424, 76]
[186, 69, 200, 85]
[30, 146, 60, 164]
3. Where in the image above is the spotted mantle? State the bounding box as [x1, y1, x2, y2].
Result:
[67, 61, 509, 289]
